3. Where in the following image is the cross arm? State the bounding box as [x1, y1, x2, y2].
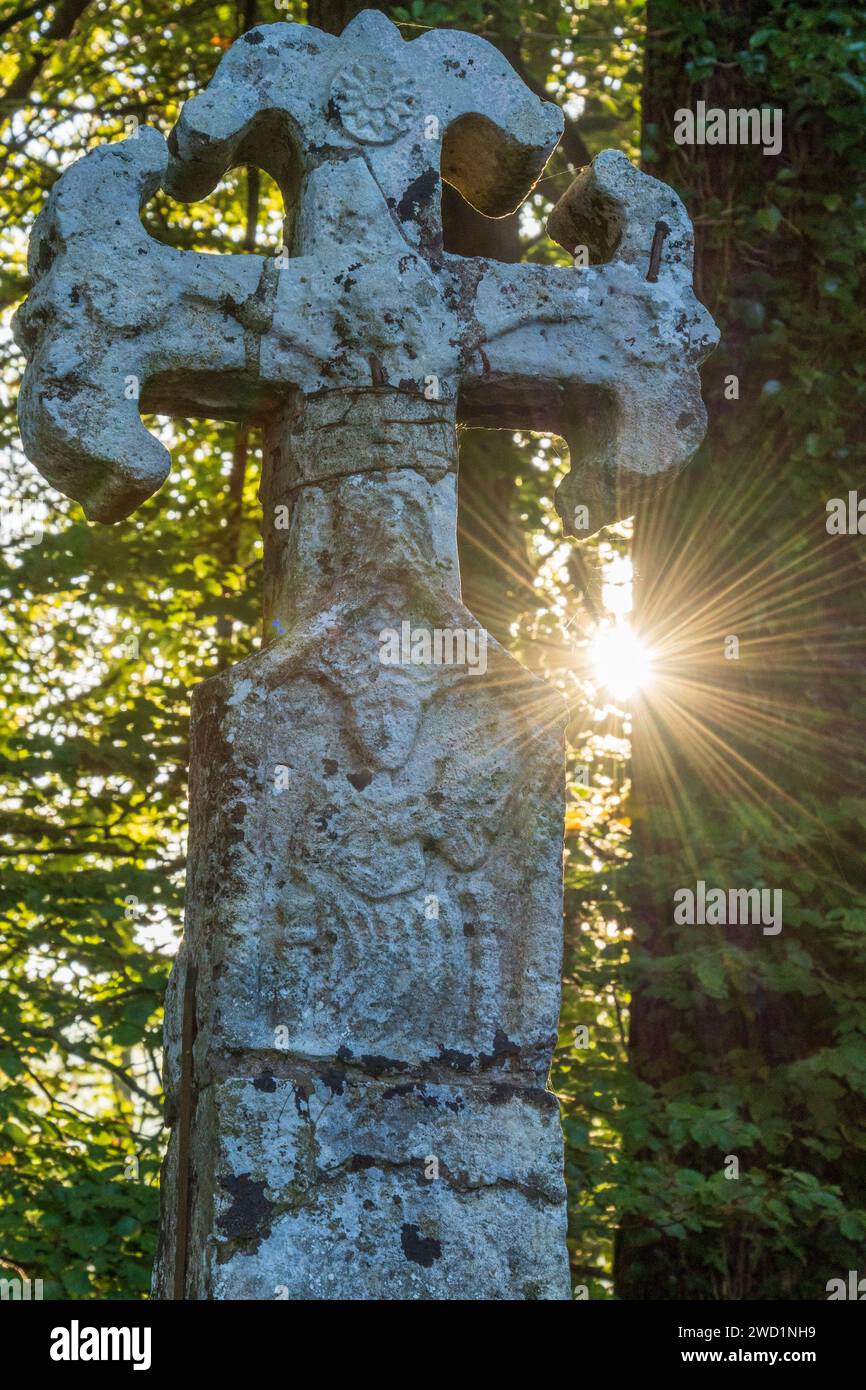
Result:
[12, 130, 465, 524]
[455, 151, 719, 537]
[13, 128, 276, 522]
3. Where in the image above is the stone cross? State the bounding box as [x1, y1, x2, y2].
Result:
[14, 11, 716, 1300]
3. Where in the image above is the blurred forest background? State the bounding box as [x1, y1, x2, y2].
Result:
[1, 0, 865, 1299]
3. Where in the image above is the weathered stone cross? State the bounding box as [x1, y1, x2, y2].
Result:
[15, 11, 716, 1300]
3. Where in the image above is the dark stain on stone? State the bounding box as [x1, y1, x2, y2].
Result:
[319, 1061, 346, 1096]
[48, 372, 86, 402]
[437, 1045, 473, 1071]
[292, 1083, 310, 1119]
[359, 1054, 409, 1078]
[676, 411, 695, 430]
[220, 292, 241, 320]
[218, 1173, 272, 1242]
[349, 1153, 378, 1172]
[346, 768, 372, 791]
[382, 1081, 417, 1101]
[244, 30, 263, 43]
[479, 1028, 521, 1070]
[396, 167, 438, 223]
[254, 1070, 277, 1093]
[335, 261, 362, 289]
[322, 758, 338, 776]
[337, 1044, 353, 1062]
[400, 1222, 442, 1267]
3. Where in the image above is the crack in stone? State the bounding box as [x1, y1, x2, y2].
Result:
[204, 1048, 557, 1090]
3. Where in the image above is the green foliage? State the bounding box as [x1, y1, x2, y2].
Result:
[1, 0, 275, 1293]
[0, 409, 264, 1294]
[612, 0, 866, 1299]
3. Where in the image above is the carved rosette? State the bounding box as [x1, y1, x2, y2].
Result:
[329, 53, 416, 144]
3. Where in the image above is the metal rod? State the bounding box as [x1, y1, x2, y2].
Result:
[646, 219, 671, 282]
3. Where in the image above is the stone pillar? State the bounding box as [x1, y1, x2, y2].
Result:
[152, 389, 571, 1299]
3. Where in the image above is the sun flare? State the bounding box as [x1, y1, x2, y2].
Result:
[589, 622, 652, 701]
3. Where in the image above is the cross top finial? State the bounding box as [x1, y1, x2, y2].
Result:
[14, 11, 717, 534]
[164, 10, 563, 256]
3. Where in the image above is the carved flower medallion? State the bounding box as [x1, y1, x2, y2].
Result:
[329, 54, 416, 144]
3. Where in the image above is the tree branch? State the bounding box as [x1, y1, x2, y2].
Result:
[0, 0, 93, 118]
[0, 2, 42, 39]
[22, 1025, 158, 1105]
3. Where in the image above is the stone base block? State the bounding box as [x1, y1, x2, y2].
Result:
[160, 1069, 571, 1301]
